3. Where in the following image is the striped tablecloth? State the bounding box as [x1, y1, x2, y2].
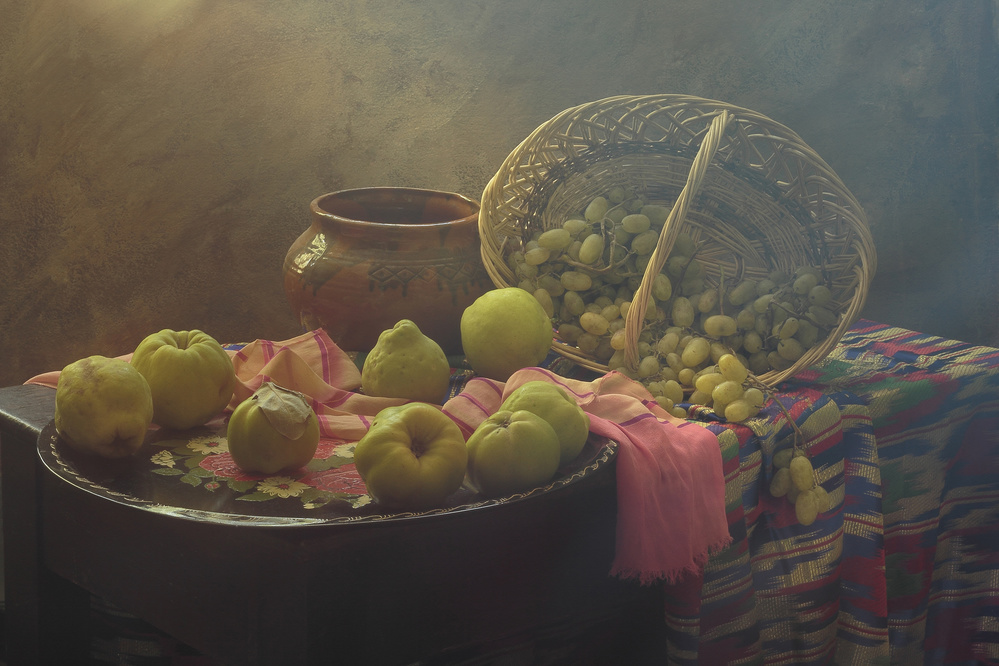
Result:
[667, 319, 999, 665]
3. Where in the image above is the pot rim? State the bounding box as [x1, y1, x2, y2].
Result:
[310, 186, 481, 227]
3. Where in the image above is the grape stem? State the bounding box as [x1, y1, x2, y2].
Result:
[744, 374, 804, 450]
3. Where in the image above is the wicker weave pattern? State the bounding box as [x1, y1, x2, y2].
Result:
[479, 95, 877, 387]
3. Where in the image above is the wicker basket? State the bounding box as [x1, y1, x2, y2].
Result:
[478, 94, 877, 388]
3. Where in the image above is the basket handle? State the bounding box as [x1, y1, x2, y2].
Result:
[624, 110, 733, 370]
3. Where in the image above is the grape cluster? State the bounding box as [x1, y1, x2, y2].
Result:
[506, 187, 840, 421]
[768, 447, 830, 525]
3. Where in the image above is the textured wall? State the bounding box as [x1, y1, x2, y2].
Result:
[1, 0, 996, 387]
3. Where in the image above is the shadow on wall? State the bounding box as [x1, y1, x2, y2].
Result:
[0, 0, 995, 388]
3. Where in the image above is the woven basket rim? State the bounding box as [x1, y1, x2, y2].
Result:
[479, 94, 877, 388]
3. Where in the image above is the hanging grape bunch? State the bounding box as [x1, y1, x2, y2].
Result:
[506, 186, 841, 421]
[768, 446, 831, 525]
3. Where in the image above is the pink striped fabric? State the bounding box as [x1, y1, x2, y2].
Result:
[443, 367, 731, 585]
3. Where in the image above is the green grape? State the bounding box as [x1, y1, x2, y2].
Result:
[688, 389, 712, 405]
[621, 214, 651, 234]
[711, 380, 744, 405]
[724, 399, 752, 422]
[744, 387, 765, 408]
[651, 273, 673, 302]
[808, 305, 838, 327]
[772, 303, 791, 325]
[631, 231, 658, 255]
[674, 233, 697, 257]
[770, 468, 792, 497]
[606, 186, 628, 204]
[666, 255, 689, 279]
[638, 355, 660, 378]
[753, 293, 774, 314]
[641, 205, 670, 227]
[672, 297, 696, 328]
[792, 272, 819, 295]
[524, 246, 551, 266]
[585, 196, 609, 222]
[736, 308, 757, 331]
[605, 244, 628, 265]
[533, 289, 555, 318]
[796, 320, 820, 348]
[578, 233, 605, 265]
[612, 226, 632, 245]
[563, 217, 590, 236]
[789, 455, 815, 491]
[808, 284, 832, 307]
[577, 333, 600, 354]
[777, 338, 804, 361]
[743, 330, 764, 354]
[579, 312, 610, 336]
[681, 336, 711, 367]
[537, 273, 564, 297]
[558, 323, 583, 344]
[795, 265, 822, 280]
[718, 354, 749, 383]
[774, 317, 799, 339]
[755, 278, 776, 296]
[515, 261, 538, 280]
[704, 314, 737, 338]
[812, 485, 831, 512]
[561, 271, 592, 292]
[678, 367, 696, 386]
[709, 341, 729, 364]
[538, 228, 572, 250]
[563, 291, 586, 316]
[670, 406, 689, 419]
[773, 448, 793, 469]
[600, 304, 621, 322]
[566, 240, 583, 261]
[795, 489, 820, 525]
[661, 379, 684, 405]
[748, 351, 770, 375]
[768, 351, 792, 371]
[697, 289, 719, 314]
[609, 328, 628, 350]
[664, 352, 683, 374]
[656, 331, 680, 355]
[694, 372, 725, 394]
[728, 280, 758, 306]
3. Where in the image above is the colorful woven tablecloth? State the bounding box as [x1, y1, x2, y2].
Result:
[666, 319, 999, 666]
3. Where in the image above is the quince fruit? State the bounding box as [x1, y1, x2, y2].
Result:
[500, 381, 590, 467]
[354, 402, 467, 510]
[130, 329, 237, 430]
[361, 319, 450, 404]
[227, 382, 320, 474]
[460, 288, 553, 381]
[465, 410, 561, 498]
[54, 355, 154, 458]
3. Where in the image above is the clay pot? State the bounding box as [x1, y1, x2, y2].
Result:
[283, 187, 491, 354]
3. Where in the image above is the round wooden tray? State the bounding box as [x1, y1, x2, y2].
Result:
[37, 420, 617, 527]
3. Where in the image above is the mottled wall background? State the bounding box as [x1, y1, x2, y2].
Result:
[1, 0, 996, 387]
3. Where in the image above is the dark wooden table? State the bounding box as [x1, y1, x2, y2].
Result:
[0, 383, 667, 665]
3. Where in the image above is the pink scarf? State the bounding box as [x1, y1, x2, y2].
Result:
[28, 329, 730, 584]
